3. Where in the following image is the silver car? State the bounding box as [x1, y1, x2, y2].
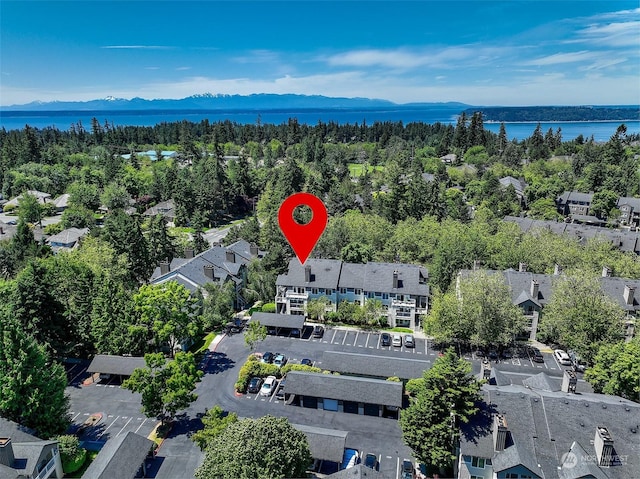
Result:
[404, 334, 415, 348]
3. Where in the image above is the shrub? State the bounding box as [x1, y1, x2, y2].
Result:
[261, 302, 276, 313]
[57, 434, 87, 474]
[280, 364, 322, 376]
[405, 378, 425, 397]
[2, 204, 16, 213]
[387, 376, 401, 382]
[235, 359, 280, 393]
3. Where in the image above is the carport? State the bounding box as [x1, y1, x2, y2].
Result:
[292, 424, 347, 463]
[284, 371, 403, 418]
[86, 355, 147, 383]
[321, 351, 430, 379]
[250, 312, 305, 335]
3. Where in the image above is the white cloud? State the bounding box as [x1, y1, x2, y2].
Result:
[176, 66, 191, 71]
[522, 51, 599, 66]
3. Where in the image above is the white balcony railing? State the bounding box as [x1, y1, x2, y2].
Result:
[34, 456, 56, 479]
[391, 299, 416, 307]
[284, 291, 309, 300]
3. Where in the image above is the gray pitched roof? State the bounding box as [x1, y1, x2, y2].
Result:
[460, 385, 640, 479]
[277, 258, 343, 290]
[46, 227, 89, 246]
[142, 199, 175, 218]
[81, 431, 152, 479]
[87, 355, 147, 377]
[522, 372, 560, 392]
[557, 191, 594, 204]
[0, 418, 57, 479]
[327, 464, 386, 479]
[617, 196, 640, 210]
[284, 371, 403, 407]
[250, 312, 305, 330]
[489, 368, 511, 387]
[320, 351, 429, 379]
[151, 240, 258, 289]
[499, 176, 526, 196]
[291, 424, 347, 463]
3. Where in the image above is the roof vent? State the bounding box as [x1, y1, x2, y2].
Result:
[602, 404, 607, 409]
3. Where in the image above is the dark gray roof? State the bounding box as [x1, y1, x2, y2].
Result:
[599, 276, 640, 312]
[0, 418, 57, 479]
[284, 371, 403, 407]
[336, 261, 429, 296]
[499, 176, 526, 195]
[557, 191, 594, 204]
[250, 312, 305, 330]
[522, 372, 561, 392]
[489, 368, 511, 387]
[327, 464, 385, 479]
[142, 199, 175, 218]
[460, 385, 640, 479]
[276, 258, 343, 290]
[320, 351, 429, 379]
[81, 431, 152, 479]
[150, 240, 258, 288]
[503, 216, 640, 255]
[570, 214, 606, 225]
[617, 196, 640, 210]
[291, 424, 347, 463]
[87, 355, 147, 377]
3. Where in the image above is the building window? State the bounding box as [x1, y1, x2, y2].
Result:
[311, 288, 318, 294]
[470, 476, 483, 479]
[375, 292, 381, 297]
[340, 288, 346, 294]
[355, 289, 362, 295]
[382, 293, 389, 299]
[347, 288, 354, 293]
[505, 474, 518, 479]
[471, 457, 485, 469]
[319, 288, 325, 294]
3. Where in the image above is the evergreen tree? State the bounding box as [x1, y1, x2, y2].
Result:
[0, 317, 69, 438]
[400, 348, 481, 473]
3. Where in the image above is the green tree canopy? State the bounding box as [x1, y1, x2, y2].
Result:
[133, 282, 201, 357]
[194, 415, 312, 479]
[191, 405, 238, 450]
[122, 352, 202, 425]
[244, 320, 267, 351]
[400, 348, 481, 472]
[584, 338, 640, 401]
[538, 273, 625, 363]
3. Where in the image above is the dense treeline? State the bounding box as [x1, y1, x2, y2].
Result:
[1, 114, 639, 434]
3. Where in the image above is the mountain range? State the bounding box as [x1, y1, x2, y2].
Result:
[2, 93, 470, 111]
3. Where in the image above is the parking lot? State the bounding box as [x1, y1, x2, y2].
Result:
[307, 328, 432, 356]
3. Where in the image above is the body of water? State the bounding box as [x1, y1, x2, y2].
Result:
[1, 107, 638, 143]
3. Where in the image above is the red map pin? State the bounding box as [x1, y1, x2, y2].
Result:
[278, 192, 328, 265]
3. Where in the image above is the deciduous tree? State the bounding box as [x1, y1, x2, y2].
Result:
[194, 415, 311, 479]
[244, 320, 267, 351]
[191, 405, 238, 450]
[122, 352, 202, 425]
[584, 338, 640, 401]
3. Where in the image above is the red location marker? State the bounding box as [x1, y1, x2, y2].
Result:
[278, 192, 328, 265]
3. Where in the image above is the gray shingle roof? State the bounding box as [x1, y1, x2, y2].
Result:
[277, 258, 343, 290]
[0, 418, 57, 479]
[285, 371, 403, 407]
[86, 355, 147, 377]
[81, 431, 152, 479]
[460, 385, 640, 479]
[46, 227, 89, 246]
[522, 372, 561, 392]
[320, 351, 429, 379]
[291, 424, 347, 463]
[326, 464, 385, 479]
[250, 312, 305, 330]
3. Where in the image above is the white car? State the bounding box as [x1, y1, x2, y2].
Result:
[392, 334, 402, 347]
[260, 375, 277, 396]
[554, 349, 572, 366]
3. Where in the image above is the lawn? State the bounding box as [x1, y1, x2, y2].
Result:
[348, 163, 385, 177]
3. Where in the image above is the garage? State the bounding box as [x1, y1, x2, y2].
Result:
[323, 398, 338, 411]
[302, 396, 318, 409]
[363, 403, 380, 417]
[343, 401, 359, 414]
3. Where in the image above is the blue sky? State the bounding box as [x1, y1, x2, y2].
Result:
[1, 1, 639, 106]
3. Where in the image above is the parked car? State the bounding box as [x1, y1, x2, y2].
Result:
[474, 349, 485, 358]
[301, 358, 313, 366]
[402, 460, 415, 479]
[260, 375, 277, 396]
[312, 325, 325, 338]
[247, 377, 263, 394]
[290, 328, 301, 337]
[261, 351, 274, 363]
[364, 453, 378, 470]
[500, 348, 513, 359]
[392, 334, 402, 347]
[404, 334, 415, 348]
[273, 354, 287, 368]
[381, 332, 392, 346]
[488, 350, 499, 361]
[528, 347, 544, 363]
[554, 349, 572, 366]
[341, 448, 359, 470]
[275, 378, 286, 400]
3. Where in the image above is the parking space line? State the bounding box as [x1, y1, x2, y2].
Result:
[330, 330, 337, 343]
[396, 456, 400, 479]
[96, 416, 119, 439]
[342, 332, 348, 345]
[134, 418, 148, 434]
[71, 412, 82, 422]
[353, 331, 359, 346]
[364, 333, 370, 348]
[115, 417, 133, 437]
[70, 369, 88, 385]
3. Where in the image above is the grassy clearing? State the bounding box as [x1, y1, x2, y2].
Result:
[189, 331, 218, 355]
[348, 163, 385, 177]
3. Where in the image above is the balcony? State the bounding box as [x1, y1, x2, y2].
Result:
[391, 299, 416, 308]
[34, 453, 57, 479]
[282, 291, 309, 300]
